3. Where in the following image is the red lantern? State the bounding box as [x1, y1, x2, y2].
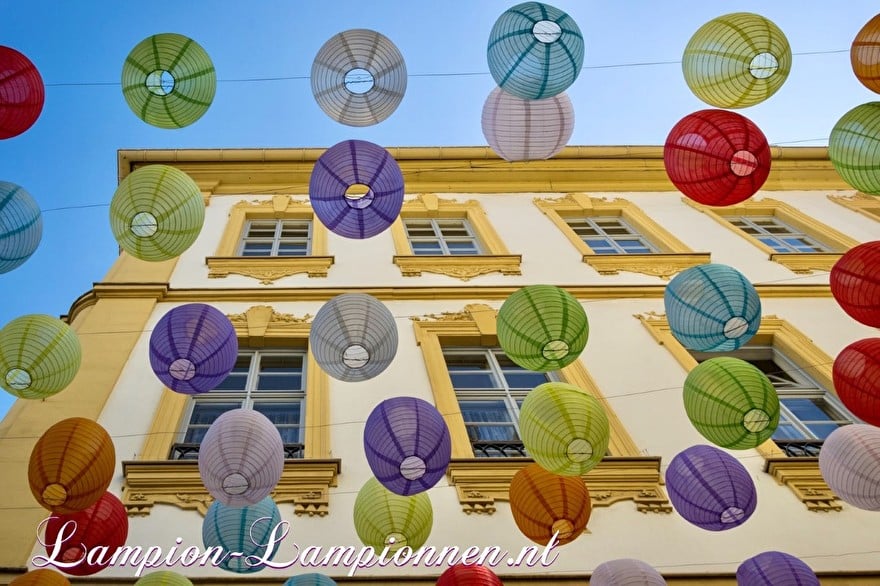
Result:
[852, 14, 880, 94]
[436, 564, 503, 586]
[664, 109, 771, 206]
[831, 241, 880, 328]
[833, 338, 880, 426]
[0, 46, 45, 138]
[43, 492, 129, 576]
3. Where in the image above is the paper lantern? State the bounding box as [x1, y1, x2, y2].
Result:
[852, 14, 880, 94]
[665, 444, 757, 531]
[364, 397, 451, 496]
[310, 293, 398, 382]
[311, 29, 406, 126]
[736, 551, 819, 586]
[10, 570, 70, 586]
[353, 477, 432, 553]
[829, 102, 880, 194]
[135, 572, 194, 586]
[309, 140, 404, 239]
[149, 303, 238, 394]
[29, 417, 115, 514]
[121, 33, 215, 128]
[198, 408, 284, 507]
[830, 240, 880, 327]
[0, 46, 44, 138]
[497, 285, 588, 372]
[664, 264, 761, 352]
[0, 314, 81, 400]
[509, 463, 591, 546]
[591, 559, 667, 586]
[519, 382, 609, 476]
[284, 575, 337, 586]
[43, 492, 128, 576]
[834, 338, 880, 426]
[436, 564, 503, 586]
[202, 496, 281, 573]
[664, 109, 771, 206]
[683, 357, 780, 450]
[487, 2, 584, 100]
[481, 87, 574, 161]
[818, 424, 880, 511]
[682, 13, 791, 108]
[0, 181, 42, 274]
[109, 164, 205, 261]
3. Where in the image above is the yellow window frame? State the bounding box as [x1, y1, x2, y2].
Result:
[828, 191, 880, 223]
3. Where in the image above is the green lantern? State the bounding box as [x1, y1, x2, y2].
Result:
[122, 33, 216, 129]
[519, 382, 609, 476]
[683, 357, 780, 449]
[353, 477, 432, 553]
[829, 102, 880, 195]
[0, 314, 81, 400]
[683, 13, 792, 108]
[497, 285, 588, 372]
[134, 572, 193, 586]
[109, 165, 205, 262]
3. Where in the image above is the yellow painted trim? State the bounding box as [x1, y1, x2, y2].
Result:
[765, 458, 842, 512]
[828, 191, 880, 222]
[393, 254, 522, 279]
[206, 256, 334, 282]
[535, 194, 710, 278]
[140, 390, 188, 460]
[684, 197, 859, 273]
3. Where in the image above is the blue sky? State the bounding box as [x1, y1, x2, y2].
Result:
[1, 0, 877, 418]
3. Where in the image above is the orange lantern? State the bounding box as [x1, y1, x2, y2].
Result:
[508, 463, 591, 546]
[29, 418, 116, 514]
[852, 14, 880, 93]
[10, 569, 71, 585]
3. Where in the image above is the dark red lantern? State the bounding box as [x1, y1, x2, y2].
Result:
[833, 338, 880, 426]
[830, 241, 880, 328]
[43, 492, 129, 576]
[436, 564, 503, 586]
[664, 109, 771, 206]
[0, 46, 45, 139]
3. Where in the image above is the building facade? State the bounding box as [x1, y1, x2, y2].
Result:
[1, 146, 879, 584]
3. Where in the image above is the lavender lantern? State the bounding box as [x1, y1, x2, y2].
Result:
[149, 303, 238, 394]
[364, 397, 451, 495]
[309, 139, 404, 239]
[736, 551, 819, 586]
[591, 559, 667, 585]
[665, 444, 757, 531]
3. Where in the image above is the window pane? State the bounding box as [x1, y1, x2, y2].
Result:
[253, 402, 301, 425]
[189, 402, 241, 425]
[449, 372, 495, 388]
[277, 426, 302, 444]
[277, 242, 308, 256]
[280, 223, 309, 237]
[467, 424, 518, 441]
[242, 242, 273, 256]
[446, 240, 479, 254]
[213, 355, 252, 391]
[618, 239, 652, 253]
[257, 354, 304, 390]
[461, 400, 512, 423]
[503, 371, 550, 390]
[782, 398, 839, 423]
[412, 241, 443, 255]
[758, 237, 788, 252]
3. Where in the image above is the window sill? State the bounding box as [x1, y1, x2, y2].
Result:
[206, 256, 335, 283]
[764, 457, 842, 512]
[121, 458, 341, 517]
[582, 252, 711, 279]
[393, 254, 522, 280]
[445, 457, 672, 515]
[768, 252, 845, 274]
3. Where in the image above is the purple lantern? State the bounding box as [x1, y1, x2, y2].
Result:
[364, 397, 451, 496]
[309, 140, 404, 239]
[149, 303, 238, 394]
[736, 551, 819, 586]
[665, 444, 756, 531]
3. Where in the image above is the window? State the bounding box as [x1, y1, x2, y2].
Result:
[727, 216, 830, 253]
[173, 350, 307, 460]
[239, 219, 312, 257]
[390, 193, 521, 279]
[535, 193, 710, 278]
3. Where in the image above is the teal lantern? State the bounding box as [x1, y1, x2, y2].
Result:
[829, 102, 880, 195]
[0, 314, 81, 399]
[202, 496, 281, 574]
[110, 165, 205, 262]
[0, 181, 42, 274]
[519, 382, 609, 476]
[664, 264, 761, 352]
[684, 357, 780, 449]
[683, 13, 791, 108]
[497, 285, 588, 372]
[487, 2, 584, 100]
[353, 477, 432, 554]
[134, 572, 193, 586]
[284, 575, 337, 586]
[122, 33, 216, 128]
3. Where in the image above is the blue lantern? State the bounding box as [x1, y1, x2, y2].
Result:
[664, 263, 761, 351]
[202, 497, 281, 573]
[284, 575, 337, 586]
[0, 181, 42, 274]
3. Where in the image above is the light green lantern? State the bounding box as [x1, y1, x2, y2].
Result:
[0, 314, 81, 399]
[519, 382, 609, 476]
[497, 285, 588, 372]
[683, 13, 792, 108]
[110, 165, 205, 262]
[829, 102, 880, 195]
[353, 477, 432, 553]
[122, 33, 216, 128]
[683, 357, 780, 449]
[134, 572, 193, 586]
